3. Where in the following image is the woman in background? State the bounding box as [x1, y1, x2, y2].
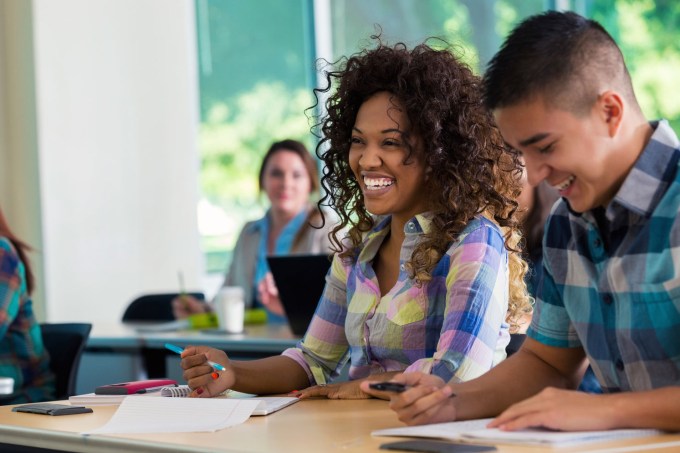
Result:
[173, 139, 334, 323]
[0, 206, 55, 404]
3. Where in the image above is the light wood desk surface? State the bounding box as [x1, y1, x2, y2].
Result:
[2, 398, 680, 453]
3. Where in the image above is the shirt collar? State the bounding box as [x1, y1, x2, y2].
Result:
[367, 212, 434, 237]
[609, 120, 680, 218]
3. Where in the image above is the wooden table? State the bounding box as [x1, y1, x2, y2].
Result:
[2, 398, 680, 453]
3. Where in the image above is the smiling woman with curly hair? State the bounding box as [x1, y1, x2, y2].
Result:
[317, 39, 530, 334]
[179, 38, 532, 402]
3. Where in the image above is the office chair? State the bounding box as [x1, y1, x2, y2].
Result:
[506, 333, 526, 357]
[122, 292, 205, 322]
[40, 323, 92, 400]
[122, 292, 204, 378]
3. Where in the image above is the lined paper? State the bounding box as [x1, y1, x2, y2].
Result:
[85, 396, 261, 433]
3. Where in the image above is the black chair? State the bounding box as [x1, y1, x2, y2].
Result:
[40, 323, 92, 400]
[506, 333, 526, 357]
[122, 292, 205, 322]
[122, 292, 204, 378]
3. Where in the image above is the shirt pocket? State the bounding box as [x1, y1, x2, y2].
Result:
[385, 288, 427, 326]
[628, 282, 680, 362]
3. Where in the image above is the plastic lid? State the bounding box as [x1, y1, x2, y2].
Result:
[217, 286, 245, 298]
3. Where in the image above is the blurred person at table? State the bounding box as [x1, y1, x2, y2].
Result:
[0, 206, 55, 404]
[516, 174, 559, 301]
[178, 37, 531, 400]
[173, 139, 334, 323]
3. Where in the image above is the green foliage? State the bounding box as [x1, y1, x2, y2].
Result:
[590, 0, 680, 130]
[199, 82, 316, 208]
[196, 0, 680, 274]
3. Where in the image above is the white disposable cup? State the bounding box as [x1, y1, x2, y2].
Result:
[0, 377, 14, 395]
[214, 286, 245, 334]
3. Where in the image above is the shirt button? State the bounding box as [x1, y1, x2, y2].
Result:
[408, 221, 415, 230]
[615, 359, 624, 371]
[400, 264, 405, 271]
[603, 294, 613, 304]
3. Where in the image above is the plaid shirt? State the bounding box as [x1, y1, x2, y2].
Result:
[0, 237, 54, 404]
[528, 120, 680, 392]
[283, 214, 510, 385]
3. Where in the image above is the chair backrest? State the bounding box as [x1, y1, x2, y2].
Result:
[122, 292, 205, 322]
[506, 333, 527, 357]
[40, 323, 92, 400]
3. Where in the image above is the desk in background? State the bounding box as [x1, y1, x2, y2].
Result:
[78, 322, 300, 394]
[2, 399, 680, 453]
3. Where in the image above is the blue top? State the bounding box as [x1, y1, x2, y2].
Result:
[528, 120, 680, 392]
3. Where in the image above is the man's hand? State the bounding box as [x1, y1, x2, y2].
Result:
[361, 372, 458, 425]
[488, 388, 619, 431]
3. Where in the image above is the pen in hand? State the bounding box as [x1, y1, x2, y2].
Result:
[164, 343, 226, 371]
[368, 382, 411, 393]
[368, 381, 457, 397]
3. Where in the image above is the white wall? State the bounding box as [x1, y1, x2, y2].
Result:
[29, 0, 203, 322]
[0, 0, 47, 319]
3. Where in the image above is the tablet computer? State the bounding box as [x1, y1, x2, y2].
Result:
[266, 254, 332, 336]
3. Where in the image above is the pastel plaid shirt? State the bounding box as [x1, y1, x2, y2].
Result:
[0, 237, 54, 404]
[528, 120, 680, 392]
[282, 213, 510, 385]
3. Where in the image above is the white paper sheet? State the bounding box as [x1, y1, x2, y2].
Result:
[373, 418, 662, 447]
[85, 396, 261, 434]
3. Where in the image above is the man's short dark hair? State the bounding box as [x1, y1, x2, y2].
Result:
[483, 10, 636, 115]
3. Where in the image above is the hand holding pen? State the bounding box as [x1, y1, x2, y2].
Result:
[361, 372, 458, 425]
[168, 344, 235, 397]
[165, 343, 226, 371]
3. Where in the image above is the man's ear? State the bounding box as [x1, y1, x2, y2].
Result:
[597, 90, 624, 137]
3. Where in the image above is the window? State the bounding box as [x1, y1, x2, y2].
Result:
[195, 0, 680, 286]
[195, 0, 317, 276]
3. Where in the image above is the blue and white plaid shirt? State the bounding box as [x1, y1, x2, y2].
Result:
[528, 120, 680, 393]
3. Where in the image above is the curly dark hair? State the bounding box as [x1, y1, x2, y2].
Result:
[312, 38, 531, 328]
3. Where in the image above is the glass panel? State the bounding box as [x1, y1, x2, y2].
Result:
[585, 0, 680, 131]
[195, 0, 316, 275]
[328, 0, 543, 74]
[195, 0, 680, 284]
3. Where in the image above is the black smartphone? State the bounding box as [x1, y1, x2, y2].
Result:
[369, 381, 409, 393]
[12, 403, 93, 416]
[380, 440, 496, 452]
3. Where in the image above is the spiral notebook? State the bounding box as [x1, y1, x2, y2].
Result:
[70, 385, 298, 416]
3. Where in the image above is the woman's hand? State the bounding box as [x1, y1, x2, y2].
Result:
[180, 345, 234, 397]
[293, 380, 373, 400]
[257, 272, 285, 316]
[172, 295, 209, 319]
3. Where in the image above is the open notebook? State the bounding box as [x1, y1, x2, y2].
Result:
[70, 385, 298, 416]
[373, 418, 662, 448]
